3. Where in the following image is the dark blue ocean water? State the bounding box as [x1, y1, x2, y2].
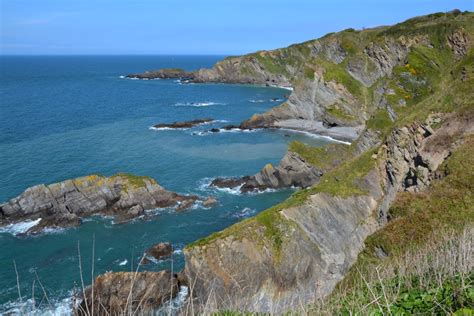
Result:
[0, 56, 331, 313]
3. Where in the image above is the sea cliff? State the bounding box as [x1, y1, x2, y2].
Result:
[174, 11, 473, 313]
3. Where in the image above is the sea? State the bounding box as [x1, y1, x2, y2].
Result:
[0, 55, 333, 314]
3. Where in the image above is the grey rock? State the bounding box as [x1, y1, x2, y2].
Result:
[211, 152, 323, 193]
[0, 174, 200, 234]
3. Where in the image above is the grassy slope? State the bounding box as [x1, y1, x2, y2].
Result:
[189, 12, 474, 315]
[187, 11, 474, 251]
[310, 136, 474, 315]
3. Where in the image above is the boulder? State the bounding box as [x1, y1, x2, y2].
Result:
[202, 196, 218, 208]
[77, 271, 179, 315]
[146, 242, 173, 261]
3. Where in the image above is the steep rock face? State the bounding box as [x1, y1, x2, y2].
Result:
[183, 111, 473, 312]
[211, 151, 323, 193]
[0, 173, 199, 233]
[130, 12, 472, 146]
[378, 112, 474, 222]
[78, 271, 179, 315]
[185, 171, 382, 312]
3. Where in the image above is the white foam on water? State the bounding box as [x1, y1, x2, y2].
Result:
[1, 293, 76, 316]
[270, 84, 294, 91]
[219, 128, 259, 134]
[173, 102, 225, 107]
[149, 126, 188, 131]
[213, 184, 244, 195]
[249, 99, 283, 103]
[157, 285, 189, 314]
[118, 259, 128, 266]
[0, 218, 42, 235]
[233, 207, 256, 219]
[197, 177, 214, 192]
[278, 128, 352, 145]
[41, 227, 65, 235]
[119, 75, 125, 79]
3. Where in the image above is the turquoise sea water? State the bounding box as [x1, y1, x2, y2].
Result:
[0, 56, 332, 312]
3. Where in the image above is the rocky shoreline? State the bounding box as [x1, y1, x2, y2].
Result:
[211, 151, 324, 193]
[152, 118, 214, 129]
[3, 10, 471, 315]
[0, 173, 210, 234]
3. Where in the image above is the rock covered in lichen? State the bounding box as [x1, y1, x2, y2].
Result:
[0, 173, 201, 234]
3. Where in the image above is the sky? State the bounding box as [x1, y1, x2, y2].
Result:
[1, 0, 473, 55]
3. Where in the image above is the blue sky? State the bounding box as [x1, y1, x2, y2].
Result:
[1, 0, 473, 55]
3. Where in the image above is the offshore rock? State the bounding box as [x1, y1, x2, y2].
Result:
[126, 68, 194, 80]
[153, 118, 214, 129]
[146, 242, 173, 260]
[211, 151, 323, 192]
[0, 173, 200, 234]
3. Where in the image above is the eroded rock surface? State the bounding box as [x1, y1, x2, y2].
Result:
[0, 173, 201, 233]
[211, 152, 323, 193]
[184, 111, 474, 313]
[77, 271, 179, 315]
[146, 242, 173, 260]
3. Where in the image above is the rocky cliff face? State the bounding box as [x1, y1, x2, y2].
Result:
[179, 11, 474, 313]
[0, 173, 200, 234]
[78, 270, 179, 315]
[184, 108, 473, 313]
[130, 12, 472, 145]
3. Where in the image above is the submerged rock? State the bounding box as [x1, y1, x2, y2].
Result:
[0, 173, 201, 234]
[153, 118, 214, 129]
[78, 271, 179, 315]
[202, 196, 218, 207]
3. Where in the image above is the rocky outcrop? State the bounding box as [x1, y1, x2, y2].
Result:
[145, 242, 173, 261]
[129, 12, 472, 147]
[78, 271, 179, 315]
[183, 110, 474, 313]
[185, 172, 383, 312]
[211, 151, 323, 193]
[126, 68, 194, 80]
[0, 173, 201, 234]
[153, 118, 214, 129]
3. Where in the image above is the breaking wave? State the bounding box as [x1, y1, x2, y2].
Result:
[173, 102, 225, 107]
[0, 218, 41, 236]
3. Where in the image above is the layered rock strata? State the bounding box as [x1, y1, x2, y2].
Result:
[0, 173, 201, 234]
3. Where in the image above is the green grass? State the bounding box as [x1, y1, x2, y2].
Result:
[288, 141, 350, 171]
[313, 57, 364, 98]
[337, 136, 474, 294]
[326, 105, 356, 122]
[366, 108, 393, 135]
[185, 10, 474, 266]
[310, 148, 377, 197]
[111, 173, 155, 188]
